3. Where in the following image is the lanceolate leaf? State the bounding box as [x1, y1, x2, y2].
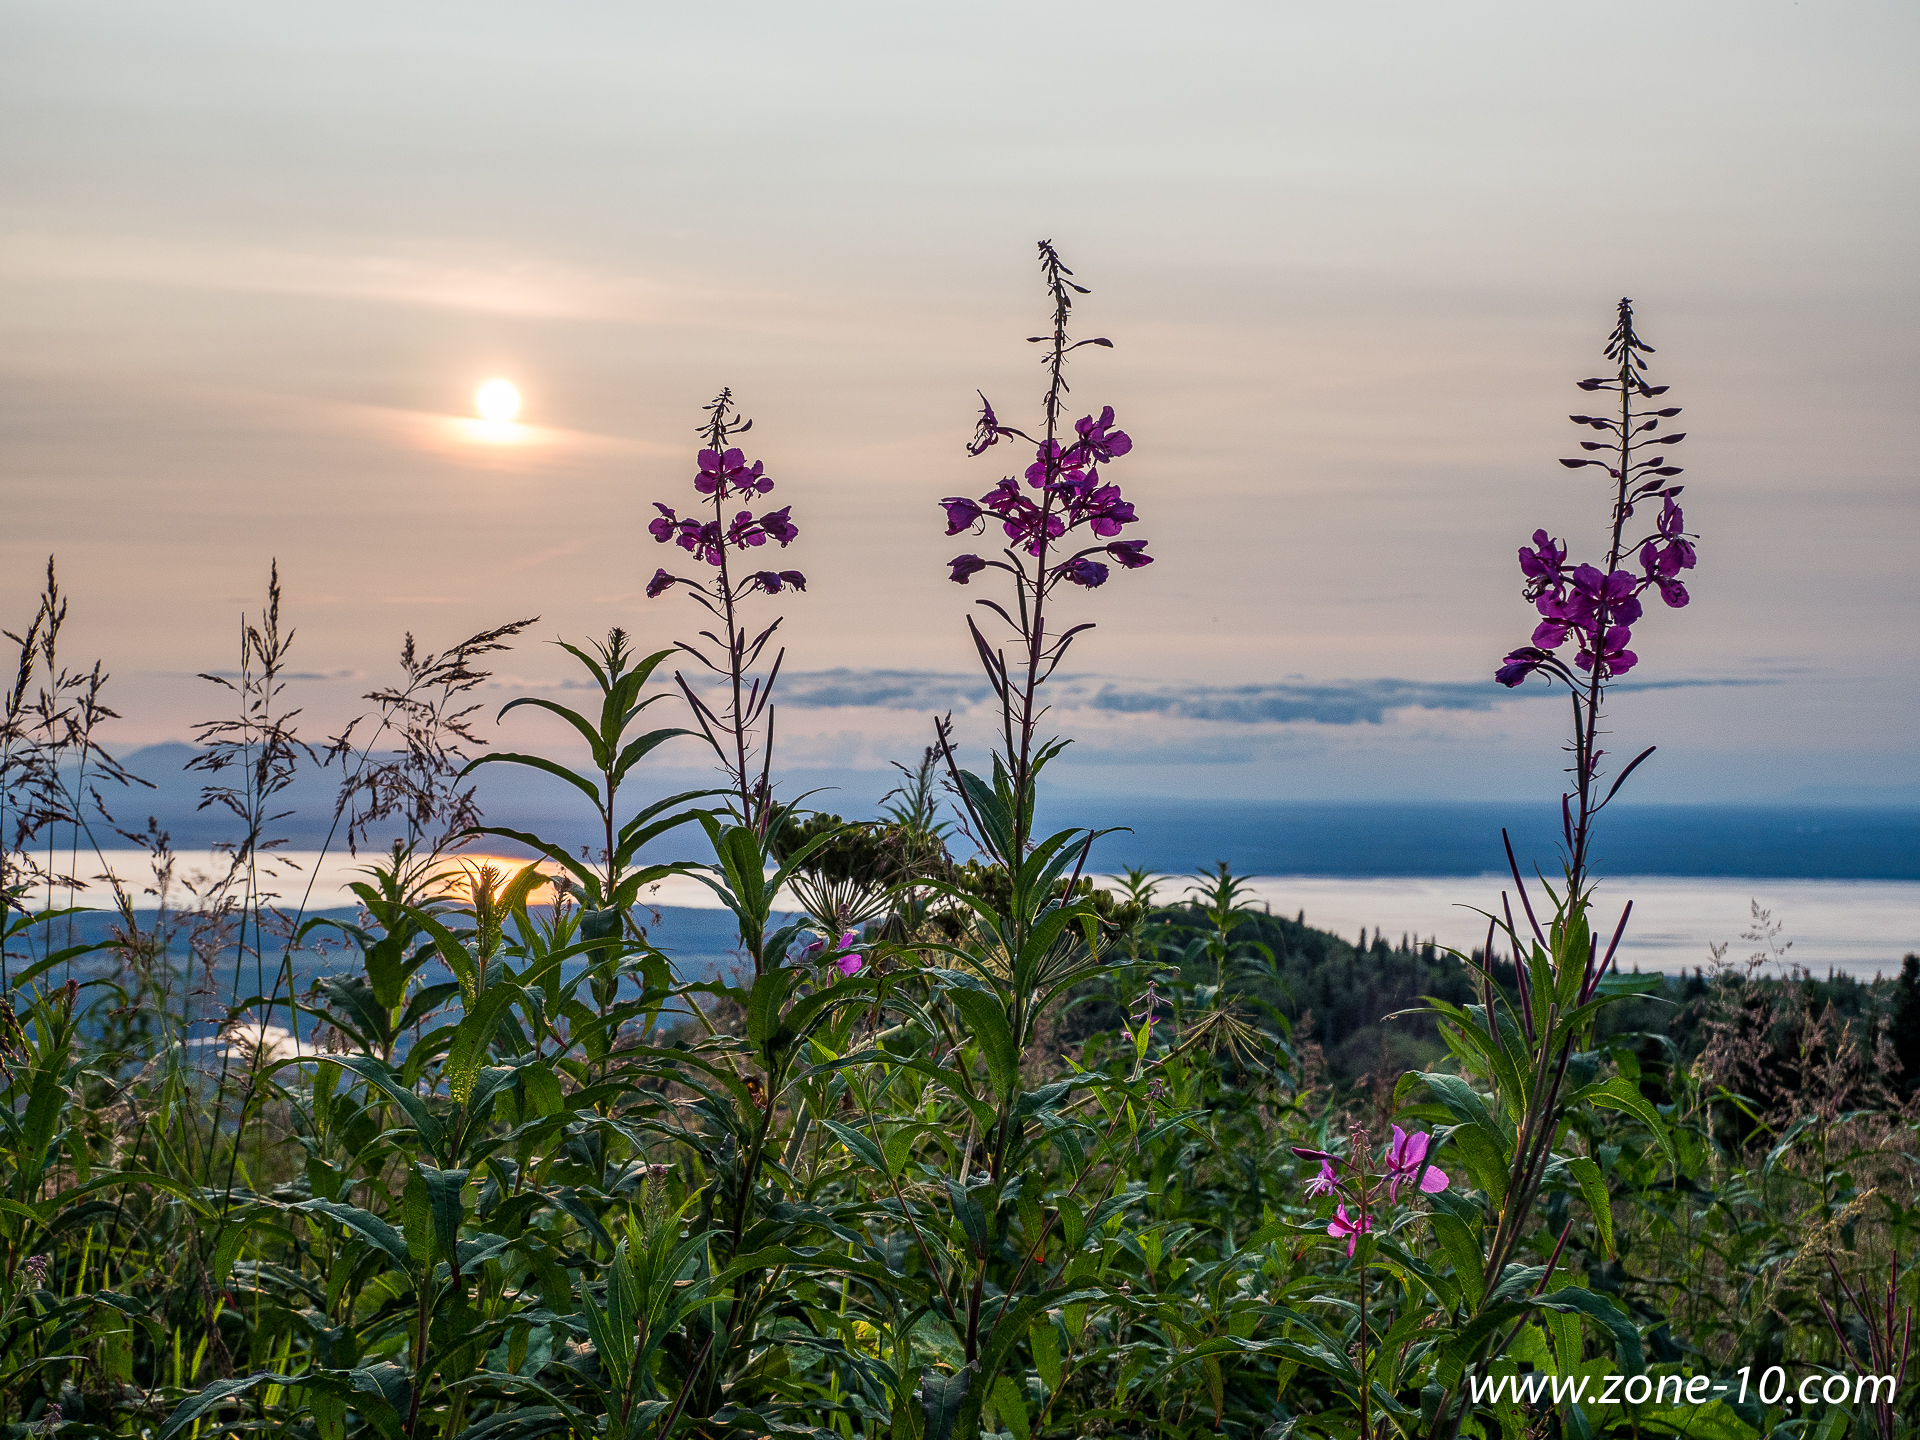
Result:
[945, 989, 1020, 1103]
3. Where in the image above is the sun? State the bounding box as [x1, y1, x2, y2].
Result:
[474, 378, 521, 424]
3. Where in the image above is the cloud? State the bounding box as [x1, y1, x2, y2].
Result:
[765, 668, 1769, 726]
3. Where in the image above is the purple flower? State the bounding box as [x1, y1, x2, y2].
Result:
[1082, 483, 1136, 537]
[749, 570, 807, 594]
[695, 448, 768, 498]
[1518, 529, 1567, 588]
[1653, 575, 1689, 608]
[694, 448, 732, 494]
[1571, 564, 1638, 610]
[1575, 625, 1638, 677]
[1304, 1159, 1340, 1198]
[1106, 540, 1153, 569]
[1657, 495, 1686, 537]
[1640, 537, 1697, 580]
[760, 506, 798, 545]
[981, 477, 1021, 511]
[804, 930, 864, 977]
[1531, 618, 1572, 650]
[1384, 1125, 1449, 1199]
[1024, 441, 1086, 492]
[1496, 646, 1552, 688]
[941, 497, 983, 535]
[649, 504, 678, 543]
[679, 520, 724, 565]
[967, 392, 1005, 456]
[1327, 1204, 1372, 1257]
[1073, 405, 1133, 463]
[1535, 587, 1593, 632]
[645, 568, 675, 599]
[730, 510, 767, 549]
[1006, 509, 1065, 554]
[948, 554, 988, 584]
[1057, 556, 1109, 588]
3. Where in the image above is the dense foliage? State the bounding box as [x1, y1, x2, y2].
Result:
[2, 249, 1914, 1440]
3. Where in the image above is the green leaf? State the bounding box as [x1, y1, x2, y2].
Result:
[609, 727, 695, 787]
[417, 1163, 469, 1265]
[520, 1063, 565, 1118]
[943, 1179, 991, 1258]
[1430, 1211, 1486, 1308]
[747, 966, 797, 1052]
[487, 697, 610, 769]
[298, 1197, 414, 1271]
[1030, 1320, 1061, 1392]
[1578, 1076, 1674, 1164]
[1417, 1072, 1512, 1155]
[946, 988, 1019, 1103]
[921, 1364, 974, 1440]
[333, 1053, 445, 1159]
[1534, 1285, 1643, 1374]
[18, 1059, 67, 1192]
[465, 749, 605, 811]
[989, 1374, 1031, 1440]
[823, 1118, 889, 1177]
[158, 1372, 296, 1440]
[1566, 1156, 1615, 1258]
[1447, 1122, 1511, 1208]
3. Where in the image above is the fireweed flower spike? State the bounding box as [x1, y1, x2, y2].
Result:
[1498, 299, 1696, 701]
[645, 388, 806, 833]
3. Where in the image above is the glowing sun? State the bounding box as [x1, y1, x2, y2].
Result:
[474, 378, 522, 423]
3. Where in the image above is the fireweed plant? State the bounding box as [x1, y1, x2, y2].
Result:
[897, 241, 1211, 1439]
[1383, 301, 1702, 1440]
[646, 388, 804, 841]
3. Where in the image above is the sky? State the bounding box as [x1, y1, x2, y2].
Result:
[4, 0, 1917, 808]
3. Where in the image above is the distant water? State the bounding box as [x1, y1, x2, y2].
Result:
[20, 848, 1918, 981]
[1052, 799, 1920, 881]
[16, 794, 1919, 986]
[1200, 875, 1919, 980]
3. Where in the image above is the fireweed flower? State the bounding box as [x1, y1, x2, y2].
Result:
[1576, 625, 1638, 676]
[1327, 1205, 1372, 1257]
[1305, 1160, 1340, 1198]
[967, 391, 1008, 457]
[1072, 404, 1133, 463]
[941, 497, 983, 534]
[1057, 556, 1109, 589]
[1384, 1125, 1449, 1199]
[804, 930, 864, 977]
[948, 554, 989, 584]
[695, 447, 773, 498]
[748, 570, 807, 595]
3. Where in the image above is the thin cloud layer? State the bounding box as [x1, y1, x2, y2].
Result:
[768, 669, 1768, 727]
